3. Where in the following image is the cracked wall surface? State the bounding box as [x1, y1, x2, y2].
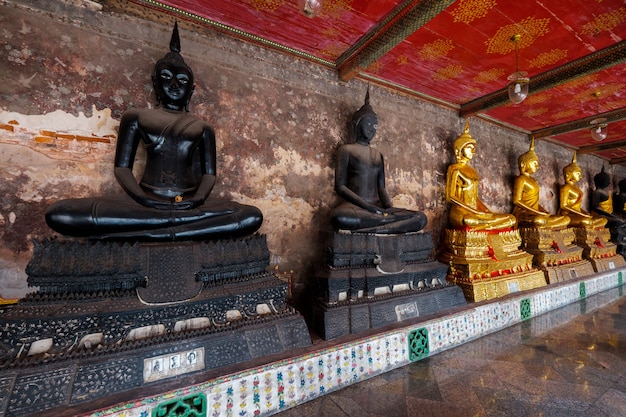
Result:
[1, 1, 624, 308]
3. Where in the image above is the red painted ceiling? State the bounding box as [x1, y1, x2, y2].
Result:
[134, 0, 626, 162]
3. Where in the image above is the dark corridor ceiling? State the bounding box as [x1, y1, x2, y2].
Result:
[126, 0, 626, 163]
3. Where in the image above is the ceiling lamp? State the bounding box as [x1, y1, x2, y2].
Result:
[507, 34, 529, 105]
[298, 0, 323, 18]
[590, 91, 608, 142]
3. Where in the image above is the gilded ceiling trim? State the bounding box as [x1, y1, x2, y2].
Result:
[338, 0, 455, 81]
[459, 40, 626, 117]
[131, 0, 335, 67]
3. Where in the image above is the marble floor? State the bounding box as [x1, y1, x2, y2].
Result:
[275, 291, 626, 417]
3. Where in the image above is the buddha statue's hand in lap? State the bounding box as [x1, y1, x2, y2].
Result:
[445, 122, 516, 231]
[45, 23, 262, 241]
[512, 138, 569, 229]
[330, 90, 427, 234]
[558, 152, 606, 229]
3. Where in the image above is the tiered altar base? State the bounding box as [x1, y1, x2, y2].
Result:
[572, 226, 626, 272]
[440, 228, 547, 302]
[0, 236, 311, 415]
[519, 227, 595, 283]
[312, 232, 466, 340]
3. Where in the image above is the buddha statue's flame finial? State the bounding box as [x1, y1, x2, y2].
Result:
[170, 21, 181, 53]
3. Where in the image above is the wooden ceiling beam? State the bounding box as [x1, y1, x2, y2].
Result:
[578, 139, 626, 155]
[337, 0, 454, 81]
[531, 108, 626, 139]
[459, 40, 626, 118]
[609, 155, 626, 165]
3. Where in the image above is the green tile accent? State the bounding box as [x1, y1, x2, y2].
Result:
[152, 392, 206, 417]
[520, 298, 531, 321]
[619, 271, 623, 286]
[579, 282, 587, 299]
[408, 327, 429, 362]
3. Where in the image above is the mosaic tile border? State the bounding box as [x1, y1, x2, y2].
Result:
[87, 269, 625, 417]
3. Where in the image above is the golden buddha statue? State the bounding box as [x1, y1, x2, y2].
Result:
[512, 138, 570, 229]
[445, 121, 516, 231]
[559, 152, 607, 229]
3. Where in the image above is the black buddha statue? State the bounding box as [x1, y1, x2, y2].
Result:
[591, 167, 626, 240]
[46, 23, 263, 241]
[330, 89, 427, 234]
[613, 178, 626, 217]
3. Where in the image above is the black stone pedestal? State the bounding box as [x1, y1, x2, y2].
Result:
[0, 235, 311, 417]
[312, 232, 467, 340]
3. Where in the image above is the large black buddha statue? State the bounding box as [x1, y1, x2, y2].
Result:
[46, 23, 262, 241]
[330, 89, 427, 234]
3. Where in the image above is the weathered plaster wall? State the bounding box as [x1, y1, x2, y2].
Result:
[1, 1, 625, 309]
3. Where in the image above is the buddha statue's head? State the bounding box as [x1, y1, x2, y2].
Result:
[563, 152, 582, 183]
[153, 22, 195, 111]
[518, 137, 539, 174]
[352, 87, 378, 144]
[453, 120, 476, 162]
[594, 166, 610, 189]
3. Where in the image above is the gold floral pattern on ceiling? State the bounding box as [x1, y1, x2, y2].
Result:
[485, 17, 551, 54]
[323, 0, 352, 19]
[396, 55, 409, 66]
[581, 7, 626, 36]
[318, 44, 345, 59]
[449, 0, 497, 24]
[323, 27, 341, 39]
[573, 83, 625, 103]
[418, 39, 454, 61]
[523, 107, 549, 118]
[247, 0, 285, 12]
[551, 109, 579, 120]
[525, 94, 551, 105]
[432, 64, 463, 81]
[528, 49, 568, 69]
[473, 68, 506, 84]
[606, 99, 625, 111]
[564, 73, 600, 89]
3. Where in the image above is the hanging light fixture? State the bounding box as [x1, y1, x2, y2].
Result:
[298, 0, 323, 18]
[590, 91, 608, 142]
[507, 34, 529, 104]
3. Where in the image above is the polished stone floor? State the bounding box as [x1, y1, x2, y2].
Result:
[276, 290, 626, 417]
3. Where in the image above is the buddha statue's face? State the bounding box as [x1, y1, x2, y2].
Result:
[461, 143, 475, 161]
[357, 114, 378, 144]
[522, 158, 539, 174]
[565, 167, 582, 183]
[153, 61, 194, 110]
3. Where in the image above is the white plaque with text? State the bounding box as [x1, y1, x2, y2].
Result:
[143, 347, 205, 383]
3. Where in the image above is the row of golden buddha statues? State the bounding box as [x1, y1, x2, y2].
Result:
[441, 122, 625, 301]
